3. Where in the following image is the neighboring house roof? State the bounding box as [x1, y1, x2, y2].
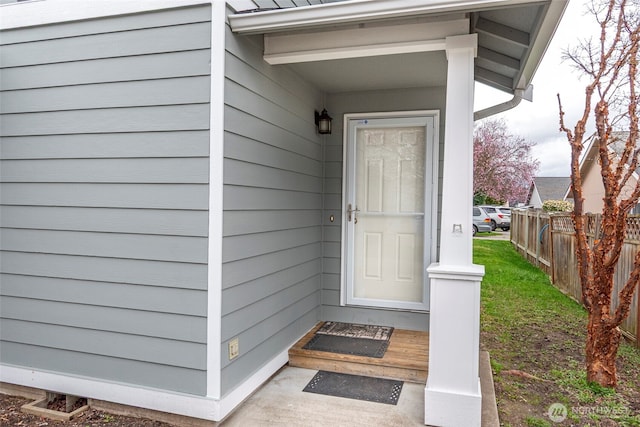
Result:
[527, 177, 571, 206]
[228, 0, 568, 96]
[579, 131, 637, 172]
[568, 132, 639, 195]
[565, 132, 640, 213]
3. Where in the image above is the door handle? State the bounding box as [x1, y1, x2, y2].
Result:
[347, 204, 360, 223]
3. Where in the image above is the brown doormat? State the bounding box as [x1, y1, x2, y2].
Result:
[303, 371, 403, 405]
[315, 321, 394, 341]
[303, 322, 394, 358]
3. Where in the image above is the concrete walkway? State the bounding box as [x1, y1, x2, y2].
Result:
[221, 352, 499, 427]
[474, 230, 511, 240]
[222, 367, 424, 427]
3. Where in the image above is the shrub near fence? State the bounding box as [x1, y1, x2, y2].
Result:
[511, 209, 640, 347]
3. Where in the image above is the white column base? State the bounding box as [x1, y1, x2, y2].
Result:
[425, 263, 484, 427]
[425, 378, 482, 427]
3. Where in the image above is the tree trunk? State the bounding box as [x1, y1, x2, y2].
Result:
[585, 310, 621, 388]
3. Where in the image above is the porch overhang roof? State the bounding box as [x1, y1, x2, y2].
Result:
[228, 0, 569, 95]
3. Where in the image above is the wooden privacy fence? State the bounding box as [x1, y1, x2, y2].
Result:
[511, 210, 640, 347]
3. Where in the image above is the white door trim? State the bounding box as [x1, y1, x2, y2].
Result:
[340, 110, 439, 311]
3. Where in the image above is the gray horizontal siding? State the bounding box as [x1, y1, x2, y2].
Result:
[222, 243, 322, 289]
[222, 276, 320, 342]
[0, 229, 207, 263]
[0, 50, 210, 91]
[0, 131, 210, 159]
[224, 210, 321, 236]
[0, 274, 207, 316]
[0, 104, 210, 136]
[1, 318, 205, 368]
[0, 76, 210, 114]
[0, 4, 212, 396]
[222, 260, 322, 315]
[1, 342, 204, 395]
[224, 158, 322, 192]
[225, 80, 314, 143]
[0, 22, 211, 67]
[220, 13, 323, 397]
[226, 106, 322, 160]
[223, 227, 322, 263]
[1, 297, 205, 344]
[221, 296, 321, 392]
[225, 132, 322, 176]
[1, 183, 209, 209]
[1, 158, 209, 183]
[224, 186, 323, 210]
[0, 6, 210, 44]
[1, 252, 207, 290]
[0, 206, 208, 236]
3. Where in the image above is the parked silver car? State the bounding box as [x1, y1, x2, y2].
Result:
[478, 205, 511, 231]
[496, 207, 511, 230]
[473, 206, 492, 236]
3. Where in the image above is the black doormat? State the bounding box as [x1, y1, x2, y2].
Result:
[316, 321, 394, 341]
[303, 371, 403, 405]
[303, 334, 390, 358]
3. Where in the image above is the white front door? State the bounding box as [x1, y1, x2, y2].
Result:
[342, 112, 438, 311]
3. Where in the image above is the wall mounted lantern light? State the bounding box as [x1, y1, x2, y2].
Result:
[315, 109, 333, 135]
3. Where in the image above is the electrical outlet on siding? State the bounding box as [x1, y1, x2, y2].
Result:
[229, 337, 239, 360]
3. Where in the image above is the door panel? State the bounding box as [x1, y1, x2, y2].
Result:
[344, 114, 435, 311]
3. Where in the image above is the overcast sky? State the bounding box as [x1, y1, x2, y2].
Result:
[474, 0, 600, 177]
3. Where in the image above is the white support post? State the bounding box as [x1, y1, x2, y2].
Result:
[438, 34, 477, 267]
[425, 34, 485, 427]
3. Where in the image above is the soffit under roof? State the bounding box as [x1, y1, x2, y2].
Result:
[229, 0, 568, 95]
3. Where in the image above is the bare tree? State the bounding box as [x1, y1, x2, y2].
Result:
[558, 0, 639, 387]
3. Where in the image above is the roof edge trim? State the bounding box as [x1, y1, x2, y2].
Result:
[0, 0, 212, 30]
[515, 0, 569, 90]
[229, 0, 550, 34]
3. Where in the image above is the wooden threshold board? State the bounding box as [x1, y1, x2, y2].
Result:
[289, 322, 429, 383]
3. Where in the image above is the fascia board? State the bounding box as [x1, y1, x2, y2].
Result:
[515, 0, 570, 90]
[579, 135, 599, 173]
[263, 17, 467, 64]
[229, 0, 557, 35]
[264, 39, 448, 64]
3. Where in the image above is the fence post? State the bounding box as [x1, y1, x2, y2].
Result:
[535, 210, 541, 267]
[515, 210, 520, 247]
[549, 214, 555, 285]
[637, 288, 640, 348]
[512, 210, 517, 245]
[524, 211, 529, 260]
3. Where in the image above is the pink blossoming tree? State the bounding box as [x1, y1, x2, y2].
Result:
[473, 118, 539, 204]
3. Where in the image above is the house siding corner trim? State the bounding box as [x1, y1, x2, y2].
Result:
[207, 0, 225, 401]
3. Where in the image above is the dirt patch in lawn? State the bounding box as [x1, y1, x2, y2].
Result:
[0, 394, 177, 427]
[476, 240, 640, 427]
[481, 318, 640, 426]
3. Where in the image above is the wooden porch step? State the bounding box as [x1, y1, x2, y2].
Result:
[289, 322, 429, 383]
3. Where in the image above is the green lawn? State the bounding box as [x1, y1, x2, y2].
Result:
[475, 239, 640, 427]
